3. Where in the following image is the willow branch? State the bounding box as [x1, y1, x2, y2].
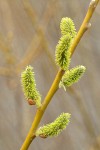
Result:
[20, 0, 99, 149]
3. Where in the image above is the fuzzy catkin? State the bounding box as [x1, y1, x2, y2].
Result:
[21, 66, 41, 107]
[60, 17, 77, 38]
[36, 113, 71, 137]
[59, 65, 86, 89]
[55, 17, 77, 70]
[55, 34, 72, 70]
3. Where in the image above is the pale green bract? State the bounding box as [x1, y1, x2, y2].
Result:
[59, 65, 86, 90]
[36, 113, 71, 137]
[21, 65, 41, 107]
[60, 17, 77, 38]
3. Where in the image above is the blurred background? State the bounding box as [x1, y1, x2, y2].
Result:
[0, 0, 100, 150]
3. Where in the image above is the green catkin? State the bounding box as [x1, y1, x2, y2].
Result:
[60, 17, 77, 38]
[36, 113, 71, 137]
[55, 34, 72, 70]
[59, 65, 86, 90]
[55, 17, 77, 70]
[21, 65, 41, 107]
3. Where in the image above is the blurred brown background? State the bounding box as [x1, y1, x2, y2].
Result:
[0, 0, 100, 150]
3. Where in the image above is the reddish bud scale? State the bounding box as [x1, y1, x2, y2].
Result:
[39, 134, 47, 139]
[28, 99, 36, 105]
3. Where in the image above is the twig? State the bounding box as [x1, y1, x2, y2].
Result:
[70, 0, 99, 56]
[20, 0, 99, 149]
